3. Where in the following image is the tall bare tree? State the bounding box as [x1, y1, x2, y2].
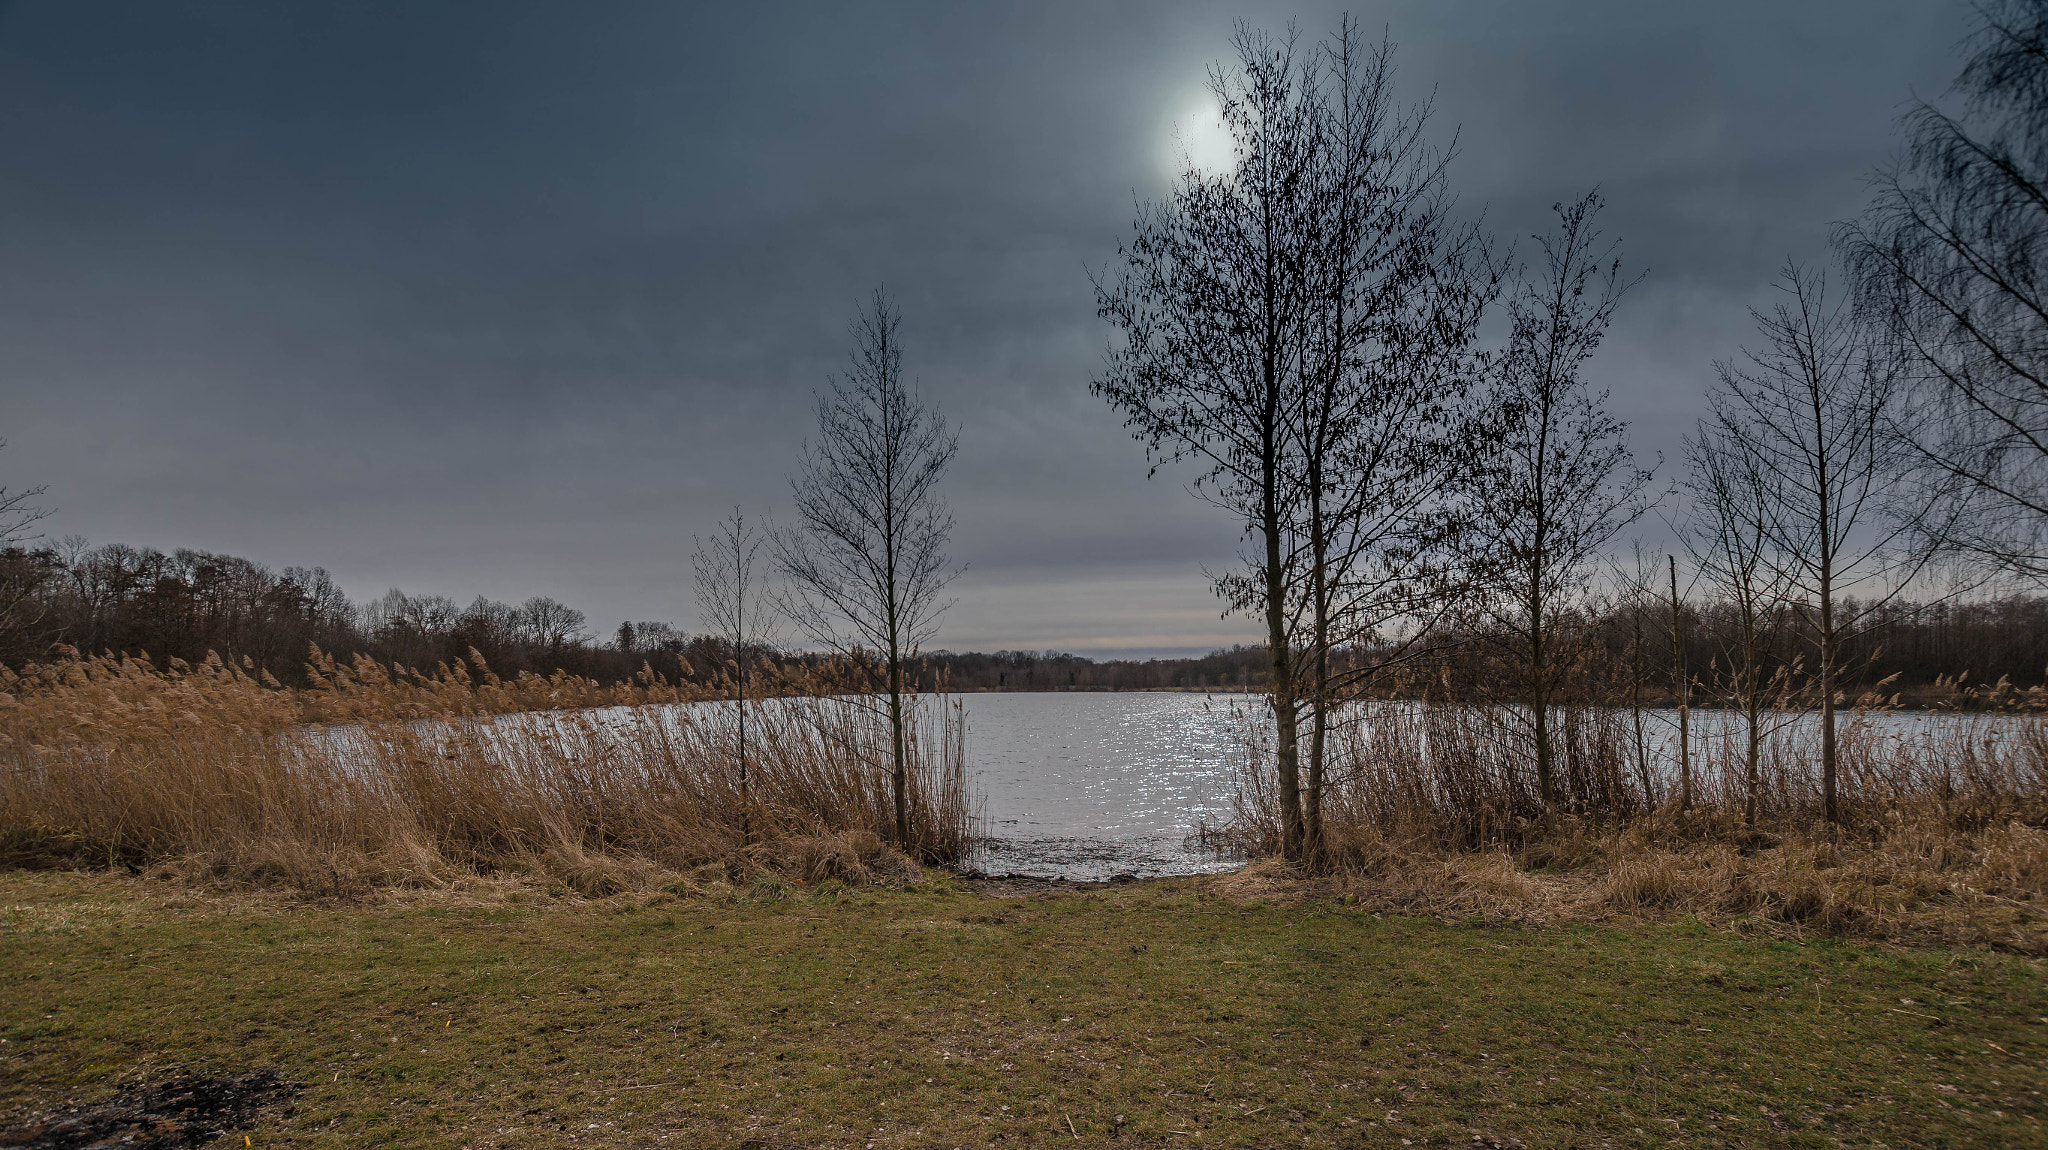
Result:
[1838, 0, 2048, 579]
[776, 289, 958, 852]
[1287, 21, 1497, 860]
[693, 506, 769, 842]
[1708, 262, 1914, 825]
[1608, 545, 1668, 820]
[1094, 23, 1323, 862]
[1683, 420, 1794, 825]
[1464, 193, 1653, 819]
[1098, 21, 1499, 863]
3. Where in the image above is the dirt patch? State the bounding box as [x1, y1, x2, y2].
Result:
[960, 872, 1153, 898]
[0, 1070, 295, 1148]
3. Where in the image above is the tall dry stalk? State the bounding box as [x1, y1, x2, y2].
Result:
[0, 649, 972, 889]
[1224, 694, 2047, 870]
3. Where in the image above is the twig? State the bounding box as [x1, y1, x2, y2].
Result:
[618, 1082, 677, 1091]
[1067, 1115, 1079, 1138]
[1984, 1039, 2027, 1061]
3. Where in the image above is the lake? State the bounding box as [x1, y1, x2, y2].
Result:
[956, 691, 1257, 881]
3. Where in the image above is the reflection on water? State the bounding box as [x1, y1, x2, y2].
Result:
[956, 691, 1257, 880]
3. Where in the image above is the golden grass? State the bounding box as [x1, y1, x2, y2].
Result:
[0, 645, 712, 747]
[0, 649, 972, 894]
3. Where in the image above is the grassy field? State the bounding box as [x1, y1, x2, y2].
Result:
[1, 870, 2043, 1149]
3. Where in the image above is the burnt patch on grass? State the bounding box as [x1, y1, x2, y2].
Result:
[0, 1069, 296, 1148]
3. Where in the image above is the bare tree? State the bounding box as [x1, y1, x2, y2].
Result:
[694, 507, 770, 843]
[1608, 545, 1667, 821]
[1838, 0, 2048, 579]
[366, 590, 460, 642]
[1708, 262, 1914, 825]
[1667, 554, 1693, 812]
[1287, 20, 1497, 860]
[776, 289, 958, 852]
[1683, 420, 1795, 825]
[1094, 23, 1324, 862]
[1098, 21, 1500, 864]
[516, 596, 588, 658]
[1464, 193, 1654, 819]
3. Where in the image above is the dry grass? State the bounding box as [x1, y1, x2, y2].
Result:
[0, 646, 715, 746]
[0, 650, 972, 895]
[1221, 699, 2048, 951]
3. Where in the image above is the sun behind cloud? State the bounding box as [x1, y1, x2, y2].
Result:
[1161, 91, 1236, 181]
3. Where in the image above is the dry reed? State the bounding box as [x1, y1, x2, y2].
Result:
[1218, 698, 2048, 951]
[0, 645, 718, 746]
[0, 649, 972, 895]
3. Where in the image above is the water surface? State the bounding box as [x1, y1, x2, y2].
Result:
[956, 691, 1255, 880]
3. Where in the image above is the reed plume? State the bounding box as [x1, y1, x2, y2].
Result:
[0, 648, 972, 894]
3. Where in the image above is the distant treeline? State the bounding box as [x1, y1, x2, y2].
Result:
[0, 540, 705, 686]
[0, 539, 1275, 693]
[924, 646, 1271, 692]
[1495, 594, 2048, 705]
[2, 538, 2044, 698]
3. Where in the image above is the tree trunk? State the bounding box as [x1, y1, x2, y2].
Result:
[1530, 583, 1555, 817]
[1670, 556, 1692, 812]
[1304, 485, 1330, 867]
[1262, 365, 1302, 863]
[889, 649, 909, 850]
[1744, 690, 1763, 827]
[1740, 603, 1762, 828]
[1631, 607, 1654, 821]
[1819, 585, 1839, 827]
[1266, 512, 1303, 863]
[739, 650, 750, 845]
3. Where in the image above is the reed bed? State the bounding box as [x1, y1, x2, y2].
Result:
[1219, 699, 2048, 950]
[0, 651, 971, 895]
[0, 646, 713, 746]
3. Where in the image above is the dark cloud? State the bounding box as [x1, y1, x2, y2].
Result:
[0, 1, 1974, 656]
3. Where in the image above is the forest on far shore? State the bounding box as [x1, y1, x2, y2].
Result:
[4, 536, 2045, 702]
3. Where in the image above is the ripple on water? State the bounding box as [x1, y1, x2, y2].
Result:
[954, 691, 1256, 881]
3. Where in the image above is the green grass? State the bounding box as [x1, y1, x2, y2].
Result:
[2, 871, 2044, 1148]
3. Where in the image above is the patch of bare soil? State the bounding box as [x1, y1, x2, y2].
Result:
[960, 871, 1149, 897]
[0, 1070, 295, 1149]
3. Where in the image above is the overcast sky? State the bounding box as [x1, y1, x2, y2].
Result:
[0, 1, 1978, 657]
